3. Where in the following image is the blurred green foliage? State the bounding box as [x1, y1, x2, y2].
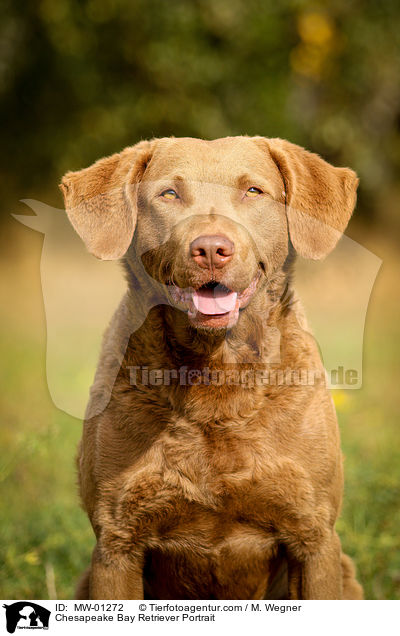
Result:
[1, 0, 400, 222]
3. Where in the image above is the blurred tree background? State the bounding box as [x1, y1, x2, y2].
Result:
[1, 0, 400, 228]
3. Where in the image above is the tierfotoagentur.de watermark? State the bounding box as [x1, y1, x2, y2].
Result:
[127, 365, 359, 388]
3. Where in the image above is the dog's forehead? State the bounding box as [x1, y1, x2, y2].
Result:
[145, 136, 277, 185]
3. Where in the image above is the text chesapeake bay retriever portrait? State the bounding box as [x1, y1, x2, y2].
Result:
[60, 136, 363, 599]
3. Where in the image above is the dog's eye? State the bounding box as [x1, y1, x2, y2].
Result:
[160, 189, 179, 200]
[245, 187, 263, 197]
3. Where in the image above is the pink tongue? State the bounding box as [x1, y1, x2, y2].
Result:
[192, 287, 237, 315]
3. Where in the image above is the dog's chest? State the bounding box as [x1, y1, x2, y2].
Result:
[116, 418, 315, 553]
[143, 514, 276, 599]
[139, 429, 281, 599]
[158, 418, 269, 504]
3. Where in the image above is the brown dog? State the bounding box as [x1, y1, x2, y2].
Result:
[60, 136, 363, 599]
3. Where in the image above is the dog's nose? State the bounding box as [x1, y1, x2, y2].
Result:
[190, 235, 234, 269]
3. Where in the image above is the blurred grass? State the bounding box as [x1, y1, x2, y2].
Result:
[0, 323, 94, 599]
[0, 227, 95, 599]
[0, 224, 399, 599]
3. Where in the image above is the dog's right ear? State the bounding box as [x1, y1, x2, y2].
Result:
[59, 140, 154, 259]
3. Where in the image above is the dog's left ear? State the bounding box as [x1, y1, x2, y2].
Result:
[59, 140, 154, 259]
[264, 138, 359, 259]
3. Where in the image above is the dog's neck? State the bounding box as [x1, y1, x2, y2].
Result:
[121, 252, 303, 423]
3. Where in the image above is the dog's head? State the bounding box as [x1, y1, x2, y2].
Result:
[60, 136, 358, 330]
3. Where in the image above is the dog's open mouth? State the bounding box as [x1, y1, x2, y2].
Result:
[168, 272, 261, 329]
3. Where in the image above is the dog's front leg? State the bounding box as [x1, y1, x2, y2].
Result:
[292, 531, 343, 599]
[89, 543, 144, 599]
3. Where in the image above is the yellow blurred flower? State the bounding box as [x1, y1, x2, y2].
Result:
[290, 44, 324, 79]
[332, 391, 351, 411]
[24, 550, 40, 566]
[291, 12, 336, 80]
[298, 12, 334, 46]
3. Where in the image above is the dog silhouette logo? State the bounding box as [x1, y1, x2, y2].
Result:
[14, 200, 382, 419]
[3, 602, 50, 633]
